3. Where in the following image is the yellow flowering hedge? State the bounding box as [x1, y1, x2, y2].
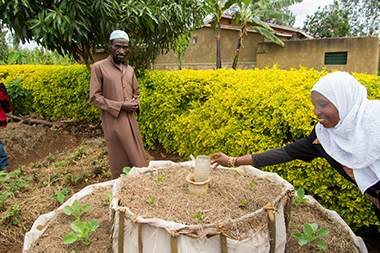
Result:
[0, 65, 99, 120]
[138, 67, 380, 232]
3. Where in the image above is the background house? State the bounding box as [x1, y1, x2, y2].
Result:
[153, 15, 380, 75]
[153, 14, 312, 70]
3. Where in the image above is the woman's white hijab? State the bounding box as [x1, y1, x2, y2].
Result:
[312, 71, 380, 193]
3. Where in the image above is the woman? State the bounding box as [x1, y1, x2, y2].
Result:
[210, 71, 380, 220]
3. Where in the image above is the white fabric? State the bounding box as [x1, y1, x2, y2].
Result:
[111, 161, 293, 253]
[23, 180, 116, 252]
[312, 71, 380, 193]
[109, 30, 129, 41]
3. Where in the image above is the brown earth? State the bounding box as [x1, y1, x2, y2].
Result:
[0, 121, 379, 252]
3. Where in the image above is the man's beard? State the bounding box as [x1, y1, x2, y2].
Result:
[113, 54, 126, 64]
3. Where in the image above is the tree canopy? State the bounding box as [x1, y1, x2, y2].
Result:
[0, 0, 207, 73]
[303, 0, 380, 38]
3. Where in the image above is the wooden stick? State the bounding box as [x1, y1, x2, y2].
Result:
[138, 223, 143, 253]
[170, 235, 178, 253]
[220, 234, 228, 253]
[7, 114, 79, 127]
[118, 209, 125, 253]
[264, 202, 276, 253]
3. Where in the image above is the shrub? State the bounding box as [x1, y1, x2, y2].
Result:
[138, 67, 380, 232]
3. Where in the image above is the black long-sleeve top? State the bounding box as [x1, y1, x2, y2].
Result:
[251, 126, 355, 184]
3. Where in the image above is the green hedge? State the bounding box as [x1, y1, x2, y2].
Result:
[1, 64, 380, 232]
[0, 65, 99, 120]
[138, 67, 380, 232]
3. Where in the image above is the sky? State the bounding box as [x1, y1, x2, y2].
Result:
[289, 0, 335, 28]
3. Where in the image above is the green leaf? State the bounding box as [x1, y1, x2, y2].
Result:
[63, 232, 79, 244]
[81, 204, 91, 213]
[303, 223, 317, 235]
[291, 232, 302, 239]
[315, 240, 328, 249]
[71, 219, 84, 233]
[89, 219, 99, 231]
[63, 206, 73, 216]
[316, 227, 330, 238]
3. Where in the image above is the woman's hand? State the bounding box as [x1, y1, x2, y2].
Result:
[210, 152, 229, 168]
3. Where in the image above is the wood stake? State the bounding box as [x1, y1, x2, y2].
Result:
[264, 202, 276, 253]
[220, 234, 228, 253]
[138, 223, 143, 253]
[118, 210, 125, 253]
[171, 235, 178, 253]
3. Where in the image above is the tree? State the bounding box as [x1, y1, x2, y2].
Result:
[303, 1, 352, 38]
[261, 7, 296, 27]
[231, 0, 302, 70]
[204, 0, 236, 69]
[0, 26, 8, 63]
[303, 0, 380, 38]
[174, 34, 191, 70]
[0, 0, 207, 73]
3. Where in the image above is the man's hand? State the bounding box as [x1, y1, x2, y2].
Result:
[122, 100, 139, 112]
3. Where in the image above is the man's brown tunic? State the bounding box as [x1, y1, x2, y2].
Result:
[90, 56, 147, 178]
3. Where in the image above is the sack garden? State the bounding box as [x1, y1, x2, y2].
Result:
[1, 65, 379, 234]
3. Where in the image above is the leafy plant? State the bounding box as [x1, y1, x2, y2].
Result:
[154, 173, 166, 183]
[63, 199, 91, 220]
[51, 188, 71, 204]
[0, 191, 10, 210]
[247, 180, 255, 190]
[294, 188, 310, 207]
[0, 169, 31, 194]
[104, 170, 111, 178]
[120, 167, 132, 177]
[5, 78, 33, 115]
[103, 190, 112, 206]
[192, 212, 204, 223]
[63, 219, 99, 245]
[239, 199, 247, 209]
[43, 173, 59, 186]
[291, 223, 329, 249]
[146, 197, 156, 205]
[2, 204, 22, 225]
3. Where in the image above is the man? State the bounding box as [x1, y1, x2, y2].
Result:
[90, 30, 147, 179]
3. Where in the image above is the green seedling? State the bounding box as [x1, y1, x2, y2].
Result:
[2, 204, 22, 225]
[51, 188, 70, 204]
[120, 166, 132, 177]
[103, 190, 112, 205]
[247, 180, 255, 190]
[154, 173, 166, 183]
[291, 223, 329, 250]
[47, 152, 54, 162]
[63, 219, 99, 245]
[104, 170, 111, 178]
[0, 191, 10, 210]
[63, 199, 91, 220]
[192, 212, 204, 223]
[1, 170, 31, 194]
[239, 199, 247, 209]
[294, 188, 310, 207]
[146, 197, 156, 205]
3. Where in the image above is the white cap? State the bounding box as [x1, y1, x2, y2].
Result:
[109, 30, 129, 41]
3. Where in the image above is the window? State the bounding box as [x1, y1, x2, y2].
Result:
[193, 37, 197, 44]
[324, 52, 347, 65]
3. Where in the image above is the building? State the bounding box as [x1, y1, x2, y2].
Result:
[153, 14, 380, 75]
